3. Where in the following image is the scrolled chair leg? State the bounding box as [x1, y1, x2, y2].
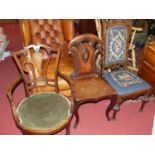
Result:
[66, 123, 71, 135]
[139, 91, 151, 112]
[73, 103, 80, 129]
[111, 104, 120, 120]
[105, 95, 117, 121]
[139, 99, 147, 112]
[111, 98, 123, 120]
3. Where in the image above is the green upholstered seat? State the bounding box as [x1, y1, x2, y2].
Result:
[17, 92, 72, 131]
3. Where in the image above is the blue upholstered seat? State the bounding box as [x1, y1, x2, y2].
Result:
[103, 69, 151, 96]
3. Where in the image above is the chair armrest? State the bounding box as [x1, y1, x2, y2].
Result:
[6, 75, 23, 112]
[62, 41, 74, 57]
[58, 71, 72, 88]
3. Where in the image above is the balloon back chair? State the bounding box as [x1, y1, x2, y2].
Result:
[68, 34, 117, 128]
[101, 20, 153, 120]
[7, 44, 74, 134]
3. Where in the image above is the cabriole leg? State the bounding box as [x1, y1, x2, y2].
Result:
[74, 102, 80, 129]
[105, 95, 117, 121]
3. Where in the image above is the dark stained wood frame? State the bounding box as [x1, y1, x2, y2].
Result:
[12, 44, 61, 95]
[70, 34, 102, 79]
[101, 19, 153, 120]
[69, 34, 117, 128]
[7, 44, 74, 135]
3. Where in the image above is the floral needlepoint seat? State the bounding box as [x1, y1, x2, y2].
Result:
[103, 69, 151, 96]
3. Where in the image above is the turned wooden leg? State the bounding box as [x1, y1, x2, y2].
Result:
[74, 103, 80, 129]
[139, 100, 146, 112]
[105, 95, 117, 121]
[66, 122, 71, 135]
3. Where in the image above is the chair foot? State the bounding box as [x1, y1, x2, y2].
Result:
[74, 115, 79, 129]
[105, 95, 117, 121]
[112, 104, 120, 120]
[139, 94, 150, 112]
[66, 130, 70, 135]
[139, 109, 143, 112]
[107, 117, 111, 121]
[74, 123, 78, 129]
[111, 111, 117, 120]
[110, 117, 116, 121]
[113, 104, 120, 111]
[74, 104, 80, 129]
[66, 123, 71, 135]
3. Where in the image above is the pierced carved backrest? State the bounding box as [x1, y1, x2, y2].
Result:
[102, 20, 132, 68]
[69, 34, 102, 79]
[12, 44, 61, 94]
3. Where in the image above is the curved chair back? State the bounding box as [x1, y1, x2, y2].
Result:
[69, 34, 102, 79]
[12, 44, 61, 95]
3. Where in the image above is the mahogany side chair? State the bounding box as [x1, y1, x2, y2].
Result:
[67, 34, 117, 128]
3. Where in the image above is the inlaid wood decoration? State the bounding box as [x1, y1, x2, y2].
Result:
[81, 48, 89, 63]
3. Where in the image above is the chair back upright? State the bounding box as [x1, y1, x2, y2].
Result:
[101, 19, 132, 70]
[69, 34, 102, 79]
[12, 44, 61, 95]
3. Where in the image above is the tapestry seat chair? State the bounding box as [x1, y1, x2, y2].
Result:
[7, 44, 74, 135]
[20, 19, 75, 97]
[101, 20, 153, 120]
[67, 34, 117, 128]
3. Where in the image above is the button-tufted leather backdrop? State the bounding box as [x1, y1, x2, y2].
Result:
[20, 19, 75, 96]
[29, 19, 64, 50]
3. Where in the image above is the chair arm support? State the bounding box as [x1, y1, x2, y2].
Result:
[58, 71, 75, 113]
[58, 71, 72, 88]
[6, 75, 23, 111]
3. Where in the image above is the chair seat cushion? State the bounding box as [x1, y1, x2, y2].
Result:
[103, 69, 151, 96]
[17, 92, 72, 131]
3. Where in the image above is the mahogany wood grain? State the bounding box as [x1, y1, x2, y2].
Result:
[7, 44, 74, 135]
[138, 41, 155, 93]
[69, 34, 117, 128]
